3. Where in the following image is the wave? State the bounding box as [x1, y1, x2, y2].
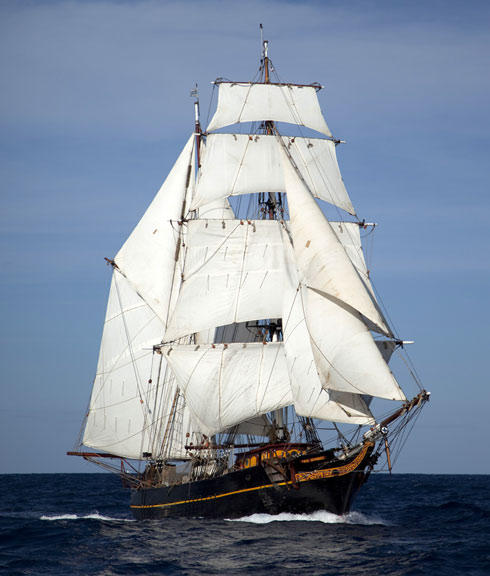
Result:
[40, 513, 133, 522]
[229, 510, 387, 525]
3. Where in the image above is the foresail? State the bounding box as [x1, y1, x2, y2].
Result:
[207, 82, 332, 136]
[160, 342, 293, 436]
[164, 219, 285, 342]
[281, 145, 392, 337]
[191, 134, 354, 215]
[114, 135, 195, 329]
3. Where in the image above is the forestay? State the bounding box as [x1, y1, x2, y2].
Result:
[191, 134, 354, 215]
[207, 82, 332, 137]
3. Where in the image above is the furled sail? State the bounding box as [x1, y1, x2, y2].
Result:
[191, 134, 354, 215]
[114, 136, 195, 328]
[161, 342, 293, 436]
[164, 219, 285, 342]
[83, 270, 198, 459]
[207, 82, 332, 136]
[280, 144, 392, 337]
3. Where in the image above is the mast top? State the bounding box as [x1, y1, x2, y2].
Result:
[260, 24, 270, 84]
[190, 83, 201, 133]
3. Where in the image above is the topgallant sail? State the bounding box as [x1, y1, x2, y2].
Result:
[69, 39, 429, 519]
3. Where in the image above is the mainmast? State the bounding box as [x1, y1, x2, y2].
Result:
[259, 31, 287, 441]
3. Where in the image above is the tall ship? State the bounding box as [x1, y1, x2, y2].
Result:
[69, 38, 429, 520]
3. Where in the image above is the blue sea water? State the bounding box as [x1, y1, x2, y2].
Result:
[0, 473, 489, 575]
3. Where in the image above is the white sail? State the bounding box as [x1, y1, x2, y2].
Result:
[164, 216, 377, 344]
[114, 135, 195, 328]
[376, 340, 398, 363]
[282, 231, 404, 401]
[83, 270, 168, 459]
[83, 270, 202, 460]
[191, 134, 354, 214]
[303, 284, 405, 400]
[207, 82, 332, 136]
[281, 237, 375, 423]
[281, 145, 391, 337]
[161, 342, 293, 436]
[164, 219, 285, 342]
[330, 221, 376, 298]
[143, 355, 201, 461]
[197, 196, 235, 219]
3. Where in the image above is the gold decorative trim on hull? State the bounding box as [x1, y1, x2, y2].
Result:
[294, 442, 373, 482]
[130, 442, 373, 510]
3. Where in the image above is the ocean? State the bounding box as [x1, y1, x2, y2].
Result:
[0, 473, 488, 575]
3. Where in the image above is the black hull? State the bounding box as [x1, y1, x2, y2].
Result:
[130, 442, 374, 520]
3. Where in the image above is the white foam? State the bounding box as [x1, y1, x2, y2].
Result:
[229, 510, 386, 525]
[40, 513, 132, 522]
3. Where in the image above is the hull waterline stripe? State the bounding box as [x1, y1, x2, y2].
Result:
[130, 443, 372, 510]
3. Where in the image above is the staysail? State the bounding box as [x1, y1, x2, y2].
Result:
[279, 147, 405, 402]
[279, 143, 392, 337]
[281, 236, 375, 423]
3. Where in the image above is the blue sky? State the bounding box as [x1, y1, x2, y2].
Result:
[1, 0, 489, 473]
